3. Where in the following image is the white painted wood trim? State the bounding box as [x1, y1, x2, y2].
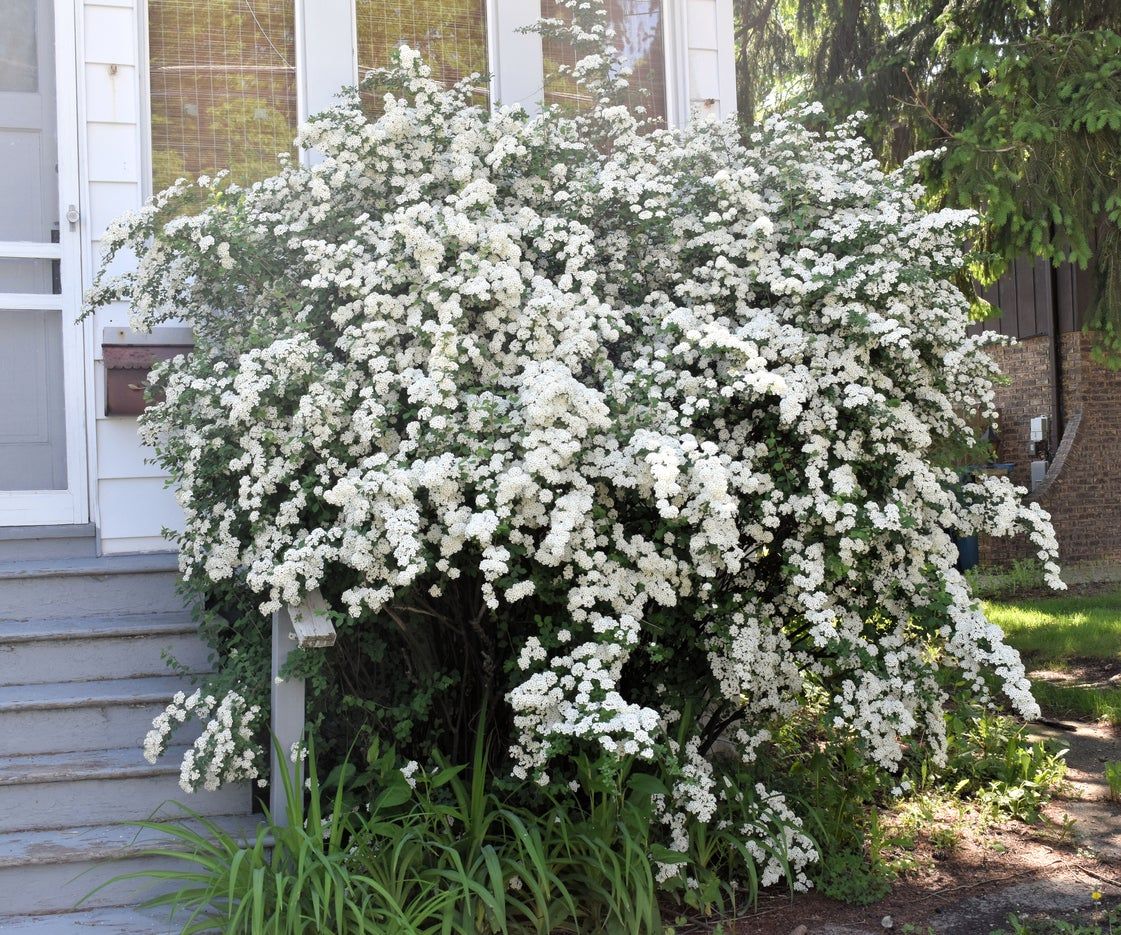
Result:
[664, 0, 690, 128]
[288, 589, 337, 649]
[714, 0, 737, 117]
[0, 294, 66, 311]
[270, 591, 336, 819]
[0, 0, 91, 528]
[57, 0, 92, 530]
[74, 0, 101, 542]
[101, 324, 194, 347]
[270, 606, 305, 825]
[488, 0, 544, 113]
[296, 0, 357, 166]
[0, 242, 63, 259]
[137, 0, 153, 199]
[0, 489, 85, 525]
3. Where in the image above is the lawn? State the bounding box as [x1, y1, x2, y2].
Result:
[984, 588, 1121, 725]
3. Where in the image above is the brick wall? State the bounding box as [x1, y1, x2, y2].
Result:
[981, 332, 1121, 567]
[985, 338, 1054, 490]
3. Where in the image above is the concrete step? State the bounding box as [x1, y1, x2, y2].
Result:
[0, 676, 201, 756]
[0, 525, 97, 562]
[0, 814, 263, 916]
[0, 746, 249, 833]
[0, 553, 184, 619]
[0, 612, 208, 686]
[0, 906, 182, 933]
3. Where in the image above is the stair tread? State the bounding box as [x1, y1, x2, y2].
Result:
[0, 524, 96, 543]
[0, 611, 196, 643]
[0, 675, 196, 711]
[0, 905, 180, 933]
[0, 814, 263, 868]
[0, 553, 179, 581]
[0, 745, 195, 786]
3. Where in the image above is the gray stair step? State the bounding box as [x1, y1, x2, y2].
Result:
[0, 676, 201, 756]
[0, 553, 184, 619]
[0, 746, 249, 832]
[0, 815, 263, 916]
[0, 613, 208, 686]
[0, 525, 97, 562]
[0, 906, 181, 933]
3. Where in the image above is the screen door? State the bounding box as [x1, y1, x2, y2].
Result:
[0, 0, 88, 526]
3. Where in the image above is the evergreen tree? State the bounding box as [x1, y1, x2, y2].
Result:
[736, 0, 1121, 353]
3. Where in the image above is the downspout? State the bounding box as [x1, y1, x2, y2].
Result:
[1048, 263, 1064, 454]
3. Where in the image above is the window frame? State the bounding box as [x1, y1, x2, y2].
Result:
[139, 0, 690, 194]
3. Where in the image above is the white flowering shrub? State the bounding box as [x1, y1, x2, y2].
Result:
[87, 0, 1061, 894]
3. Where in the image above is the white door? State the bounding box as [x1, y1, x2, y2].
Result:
[0, 0, 88, 526]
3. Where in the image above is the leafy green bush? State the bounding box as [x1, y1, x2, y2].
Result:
[746, 701, 1068, 905]
[101, 742, 421, 934]
[998, 906, 1121, 935]
[935, 707, 1067, 821]
[814, 852, 892, 906]
[965, 559, 1048, 599]
[113, 730, 816, 933]
[1105, 761, 1121, 802]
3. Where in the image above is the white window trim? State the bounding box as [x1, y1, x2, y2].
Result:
[488, 0, 545, 114]
[662, 0, 690, 128]
[714, 0, 738, 119]
[296, 1, 548, 156]
[137, 0, 153, 200]
[296, 0, 357, 129]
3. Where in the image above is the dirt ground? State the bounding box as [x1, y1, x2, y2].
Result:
[687, 719, 1121, 935]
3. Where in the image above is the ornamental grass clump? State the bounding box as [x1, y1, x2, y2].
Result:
[87, 0, 1063, 896]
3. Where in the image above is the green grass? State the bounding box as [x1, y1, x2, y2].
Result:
[983, 589, 1121, 726]
[1028, 681, 1121, 726]
[983, 590, 1121, 665]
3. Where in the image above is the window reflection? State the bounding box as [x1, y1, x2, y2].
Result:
[542, 0, 666, 124]
[0, 0, 38, 92]
[355, 0, 490, 104]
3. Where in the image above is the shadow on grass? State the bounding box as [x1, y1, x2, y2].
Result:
[1031, 681, 1121, 727]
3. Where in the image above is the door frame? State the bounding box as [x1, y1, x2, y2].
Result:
[0, 0, 90, 527]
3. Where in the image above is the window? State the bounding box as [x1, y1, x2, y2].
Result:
[354, 0, 490, 102]
[147, 0, 297, 192]
[0, 0, 39, 92]
[541, 0, 666, 124]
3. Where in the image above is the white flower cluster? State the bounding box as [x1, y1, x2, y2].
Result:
[731, 781, 817, 891]
[144, 689, 262, 793]
[91, 0, 1062, 890]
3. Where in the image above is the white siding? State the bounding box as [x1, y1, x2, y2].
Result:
[685, 0, 737, 118]
[81, 0, 174, 554]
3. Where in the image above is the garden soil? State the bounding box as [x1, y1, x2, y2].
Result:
[689, 719, 1121, 935]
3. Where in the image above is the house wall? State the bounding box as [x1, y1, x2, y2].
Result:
[80, 0, 174, 555]
[982, 331, 1121, 569]
[685, 0, 736, 118]
[984, 337, 1055, 492]
[75, 0, 738, 555]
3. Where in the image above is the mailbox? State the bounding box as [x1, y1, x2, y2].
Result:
[103, 343, 191, 416]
